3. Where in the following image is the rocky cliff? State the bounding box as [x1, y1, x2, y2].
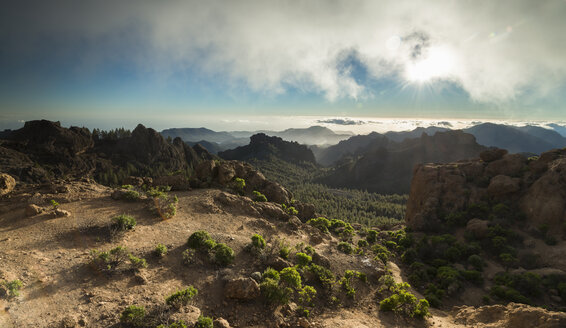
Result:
[406, 147, 566, 232]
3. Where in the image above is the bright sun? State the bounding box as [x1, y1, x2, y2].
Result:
[406, 46, 455, 83]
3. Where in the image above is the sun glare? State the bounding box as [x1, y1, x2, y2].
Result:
[406, 46, 455, 83]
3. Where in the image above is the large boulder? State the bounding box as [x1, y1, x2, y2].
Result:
[487, 175, 521, 197]
[485, 154, 527, 177]
[0, 173, 16, 196]
[466, 219, 490, 239]
[480, 148, 507, 163]
[224, 277, 260, 300]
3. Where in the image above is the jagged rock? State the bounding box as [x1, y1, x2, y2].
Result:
[466, 219, 490, 239]
[266, 257, 293, 271]
[153, 174, 191, 191]
[217, 163, 236, 185]
[55, 209, 71, 217]
[224, 277, 260, 300]
[294, 202, 316, 221]
[0, 173, 16, 196]
[170, 306, 201, 326]
[134, 272, 149, 285]
[123, 176, 144, 187]
[255, 202, 289, 221]
[487, 175, 521, 196]
[262, 181, 292, 204]
[480, 148, 508, 162]
[453, 303, 566, 328]
[485, 154, 527, 177]
[287, 216, 302, 230]
[213, 318, 231, 328]
[312, 252, 331, 268]
[25, 204, 43, 216]
[215, 192, 260, 217]
[195, 160, 217, 181]
[250, 272, 262, 282]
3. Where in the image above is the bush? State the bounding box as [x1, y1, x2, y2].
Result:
[468, 254, 484, 271]
[233, 177, 245, 193]
[182, 249, 196, 266]
[340, 270, 367, 298]
[280, 267, 302, 289]
[337, 242, 354, 254]
[154, 243, 168, 257]
[379, 283, 430, 318]
[123, 190, 142, 201]
[213, 243, 234, 266]
[307, 217, 331, 233]
[251, 234, 266, 250]
[166, 286, 198, 308]
[358, 239, 369, 248]
[253, 191, 268, 202]
[112, 214, 136, 231]
[1, 279, 23, 298]
[90, 246, 129, 272]
[120, 305, 146, 326]
[366, 229, 379, 244]
[187, 230, 213, 250]
[156, 321, 187, 328]
[194, 316, 213, 328]
[307, 264, 334, 289]
[50, 199, 60, 209]
[279, 246, 290, 259]
[128, 254, 148, 270]
[295, 252, 312, 267]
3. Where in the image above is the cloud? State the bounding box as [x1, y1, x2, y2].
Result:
[3, 0, 566, 104]
[317, 118, 369, 125]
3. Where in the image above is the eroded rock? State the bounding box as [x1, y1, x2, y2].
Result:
[224, 277, 260, 300]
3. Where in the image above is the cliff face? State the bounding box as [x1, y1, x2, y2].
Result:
[0, 120, 213, 184]
[406, 147, 566, 232]
[318, 130, 487, 194]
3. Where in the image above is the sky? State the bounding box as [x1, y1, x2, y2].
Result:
[1, 0, 566, 131]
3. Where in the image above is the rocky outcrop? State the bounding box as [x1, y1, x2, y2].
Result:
[318, 130, 487, 194]
[406, 148, 566, 232]
[218, 133, 316, 164]
[0, 173, 16, 196]
[224, 277, 260, 300]
[453, 302, 566, 328]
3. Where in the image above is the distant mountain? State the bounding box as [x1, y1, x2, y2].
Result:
[231, 126, 352, 145]
[384, 126, 450, 142]
[464, 123, 566, 154]
[218, 133, 316, 164]
[312, 132, 389, 166]
[186, 140, 224, 155]
[547, 123, 566, 137]
[316, 130, 486, 194]
[161, 127, 237, 144]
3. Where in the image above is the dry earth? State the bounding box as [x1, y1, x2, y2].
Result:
[1, 181, 565, 327]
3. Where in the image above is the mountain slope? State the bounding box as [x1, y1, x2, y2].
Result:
[464, 123, 562, 154]
[218, 133, 316, 164]
[312, 132, 389, 166]
[161, 127, 238, 144]
[318, 130, 487, 194]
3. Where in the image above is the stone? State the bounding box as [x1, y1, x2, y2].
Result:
[55, 209, 71, 217]
[217, 163, 236, 185]
[25, 204, 43, 216]
[480, 148, 508, 162]
[195, 160, 217, 181]
[213, 318, 231, 328]
[224, 277, 260, 300]
[153, 174, 191, 191]
[250, 272, 262, 282]
[170, 306, 201, 326]
[266, 257, 293, 271]
[123, 176, 144, 187]
[0, 173, 16, 196]
[487, 175, 521, 196]
[485, 154, 527, 177]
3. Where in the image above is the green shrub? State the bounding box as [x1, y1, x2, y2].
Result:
[123, 190, 141, 201]
[307, 217, 331, 233]
[112, 214, 136, 231]
[187, 230, 213, 250]
[358, 239, 369, 248]
[379, 284, 430, 318]
[304, 245, 316, 256]
[337, 242, 354, 254]
[128, 254, 148, 270]
[280, 267, 302, 289]
[295, 252, 312, 267]
[233, 177, 246, 193]
[260, 277, 286, 304]
[262, 267, 280, 281]
[279, 246, 291, 259]
[166, 286, 198, 308]
[461, 270, 483, 284]
[156, 321, 188, 328]
[285, 206, 299, 215]
[545, 235, 558, 246]
[50, 199, 60, 209]
[251, 234, 266, 250]
[120, 305, 146, 326]
[253, 191, 268, 202]
[340, 270, 367, 298]
[298, 285, 317, 307]
[182, 249, 196, 266]
[90, 246, 129, 272]
[213, 243, 234, 266]
[154, 243, 168, 257]
[468, 254, 484, 271]
[1, 279, 23, 298]
[307, 264, 334, 289]
[366, 229, 379, 244]
[194, 316, 213, 328]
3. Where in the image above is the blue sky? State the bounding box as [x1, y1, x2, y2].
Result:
[1, 1, 565, 131]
